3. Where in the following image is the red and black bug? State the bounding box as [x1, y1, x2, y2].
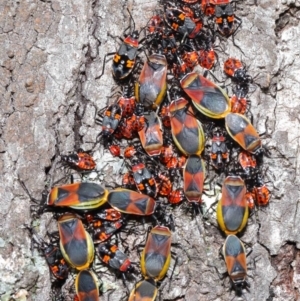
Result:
[75, 270, 100, 301]
[117, 84, 136, 118]
[97, 9, 144, 81]
[131, 159, 158, 198]
[107, 188, 156, 216]
[168, 188, 185, 205]
[214, 1, 241, 37]
[135, 53, 168, 110]
[225, 113, 262, 155]
[238, 150, 258, 180]
[210, 127, 229, 171]
[98, 103, 123, 142]
[61, 150, 96, 171]
[224, 58, 252, 86]
[230, 86, 250, 115]
[164, 6, 202, 39]
[169, 96, 205, 156]
[97, 243, 135, 282]
[222, 235, 250, 296]
[138, 111, 164, 157]
[217, 176, 249, 235]
[47, 182, 108, 211]
[183, 155, 206, 204]
[180, 72, 231, 119]
[250, 173, 270, 206]
[58, 213, 95, 270]
[141, 225, 172, 281]
[87, 218, 125, 244]
[32, 234, 69, 281]
[128, 279, 157, 301]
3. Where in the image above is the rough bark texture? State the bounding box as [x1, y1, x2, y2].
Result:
[0, 0, 299, 300]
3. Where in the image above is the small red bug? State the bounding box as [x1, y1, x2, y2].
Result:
[157, 173, 173, 196]
[160, 144, 176, 166]
[230, 93, 248, 114]
[122, 172, 136, 190]
[238, 151, 257, 179]
[160, 104, 171, 128]
[108, 144, 121, 157]
[117, 84, 136, 118]
[199, 48, 216, 70]
[252, 173, 270, 206]
[245, 191, 255, 210]
[131, 103, 146, 132]
[147, 15, 164, 34]
[201, 0, 216, 16]
[124, 145, 138, 159]
[114, 118, 135, 140]
[168, 188, 185, 205]
[224, 58, 252, 86]
[85, 208, 122, 222]
[61, 150, 96, 171]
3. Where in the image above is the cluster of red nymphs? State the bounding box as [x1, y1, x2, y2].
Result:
[26, 1, 271, 300]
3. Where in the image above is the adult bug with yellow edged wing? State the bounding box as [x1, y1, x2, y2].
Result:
[222, 235, 250, 296]
[140, 225, 172, 281]
[58, 213, 94, 270]
[217, 176, 249, 236]
[107, 188, 156, 216]
[127, 279, 158, 301]
[74, 269, 100, 301]
[169, 96, 205, 156]
[183, 155, 206, 204]
[225, 112, 262, 155]
[138, 111, 163, 157]
[135, 53, 168, 110]
[47, 182, 109, 211]
[180, 72, 231, 119]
